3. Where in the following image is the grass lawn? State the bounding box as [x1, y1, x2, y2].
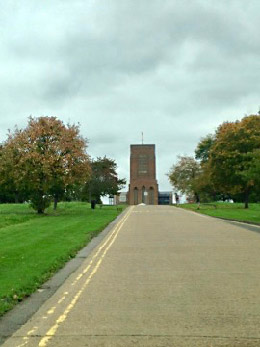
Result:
[0, 202, 126, 317]
[179, 202, 260, 224]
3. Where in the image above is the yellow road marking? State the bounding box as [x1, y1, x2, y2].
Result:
[57, 296, 66, 304]
[38, 207, 132, 346]
[70, 211, 130, 286]
[16, 326, 38, 347]
[13, 208, 131, 347]
[47, 307, 56, 315]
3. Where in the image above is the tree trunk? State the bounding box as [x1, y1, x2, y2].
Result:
[54, 195, 58, 210]
[244, 189, 249, 209]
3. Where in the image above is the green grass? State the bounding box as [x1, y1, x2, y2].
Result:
[0, 202, 126, 316]
[179, 202, 260, 224]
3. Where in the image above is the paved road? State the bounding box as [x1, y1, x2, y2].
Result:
[2, 205, 260, 346]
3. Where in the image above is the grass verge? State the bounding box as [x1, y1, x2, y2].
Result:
[0, 202, 126, 317]
[179, 202, 260, 224]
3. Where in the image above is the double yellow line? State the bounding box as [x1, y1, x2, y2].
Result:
[37, 206, 133, 347]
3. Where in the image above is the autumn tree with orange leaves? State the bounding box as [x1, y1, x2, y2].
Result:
[0, 117, 91, 213]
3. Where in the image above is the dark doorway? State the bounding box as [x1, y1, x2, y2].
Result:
[142, 186, 146, 203]
[149, 187, 154, 205]
[134, 187, 138, 205]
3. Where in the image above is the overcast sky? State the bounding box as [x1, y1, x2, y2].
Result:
[1, 0, 260, 192]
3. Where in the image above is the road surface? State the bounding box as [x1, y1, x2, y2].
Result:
[2, 205, 260, 346]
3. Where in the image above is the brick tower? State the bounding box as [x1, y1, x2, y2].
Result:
[128, 144, 159, 205]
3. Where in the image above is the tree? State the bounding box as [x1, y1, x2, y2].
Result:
[82, 156, 126, 203]
[239, 149, 260, 201]
[195, 134, 231, 202]
[208, 115, 260, 208]
[167, 156, 201, 201]
[0, 116, 91, 213]
[250, 149, 260, 181]
[195, 134, 215, 163]
[0, 133, 30, 203]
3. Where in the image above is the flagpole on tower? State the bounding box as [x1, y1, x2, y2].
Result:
[142, 132, 143, 145]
